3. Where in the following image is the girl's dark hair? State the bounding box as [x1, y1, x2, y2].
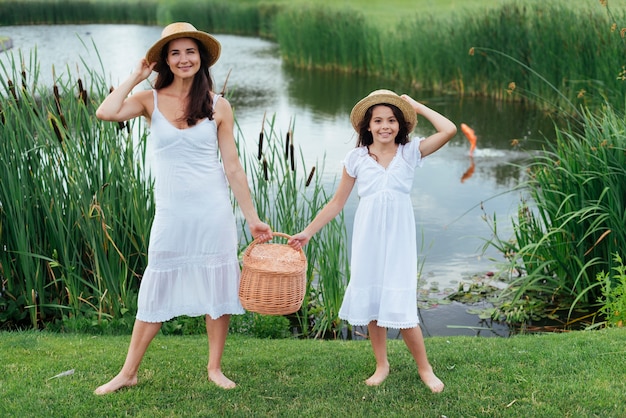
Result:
[356, 104, 411, 147]
[154, 38, 215, 126]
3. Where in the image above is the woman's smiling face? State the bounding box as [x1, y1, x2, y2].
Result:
[166, 38, 201, 78]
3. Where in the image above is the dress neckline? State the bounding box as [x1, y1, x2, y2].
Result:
[152, 90, 214, 131]
[366, 144, 400, 170]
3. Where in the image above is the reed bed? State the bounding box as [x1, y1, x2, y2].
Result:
[0, 48, 348, 337]
[238, 114, 349, 338]
[273, 0, 626, 111]
[0, 0, 158, 25]
[0, 51, 155, 330]
[483, 104, 626, 326]
[2, 0, 624, 109]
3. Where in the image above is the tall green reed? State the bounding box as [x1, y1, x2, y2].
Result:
[237, 115, 349, 338]
[274, 1, 626, 111]
[483, 104, 626, 326]
[0, 0, 158, 25]
[0, 45, 350, 337]
[0, 49, 153, 329]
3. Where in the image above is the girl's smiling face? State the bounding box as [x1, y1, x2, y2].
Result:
[368, 105, 399, 145]
[166, 38, 201, 78]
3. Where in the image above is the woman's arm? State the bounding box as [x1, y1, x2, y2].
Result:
[401, 95, 457, 158]
[288, 168, 355, 249]
[96, 58, 155, 122]
[215, 96, 272, 241]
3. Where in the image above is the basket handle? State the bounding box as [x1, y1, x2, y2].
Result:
[244, 232, 305, 260]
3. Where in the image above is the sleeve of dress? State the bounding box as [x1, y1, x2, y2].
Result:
[404, 137, 426, 168]
[341, 147, 362, 178]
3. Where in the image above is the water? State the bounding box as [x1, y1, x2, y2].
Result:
[1, 24, 558, 336]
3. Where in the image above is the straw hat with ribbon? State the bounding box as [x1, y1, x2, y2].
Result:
[145, 22, 221, 72]
[349, 89, 417, 133]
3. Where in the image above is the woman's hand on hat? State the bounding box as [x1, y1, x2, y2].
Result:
[133, 58, 156, 80]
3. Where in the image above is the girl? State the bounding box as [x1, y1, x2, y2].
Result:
[94, 22, 272, 394]
[288, 89, 456, 392]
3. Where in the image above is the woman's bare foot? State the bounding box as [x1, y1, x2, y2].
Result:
[94, 373, 137, 395]
[365, 364, 390, 386]
[208, 368, 236, 389]
[419, 369, 444, 393]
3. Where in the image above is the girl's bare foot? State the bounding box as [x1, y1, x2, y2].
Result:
[365, 364, 389, 386]
[94, 374, 137, 395]
[419, 369, 444, 393]
[208, 368, 236, 389]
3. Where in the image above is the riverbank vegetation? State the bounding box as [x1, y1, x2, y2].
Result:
[0, 54, 348, 337]
[2, 328, 625, 416]
[1, 0, 625, 333]
[1, 0, 625, 109]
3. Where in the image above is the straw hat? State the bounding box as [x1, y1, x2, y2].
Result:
[145, 22, 221, 72]
[350, 89, 417, 133]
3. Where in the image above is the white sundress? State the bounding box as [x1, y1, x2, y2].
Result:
[338, 138, 425, 329]
[135, 90, 245, 322]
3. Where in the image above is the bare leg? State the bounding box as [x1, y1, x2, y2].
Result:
[94, 319, 162, 395]
[400, 326, 444, 393]
[365, 321, 390, 386]
[206, 314, 236, 389]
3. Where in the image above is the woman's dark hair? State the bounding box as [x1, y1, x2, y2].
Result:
[356, 104, 411, 147]
[154, 38, 215, 126]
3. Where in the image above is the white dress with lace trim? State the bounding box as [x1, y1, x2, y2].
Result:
[338, 138, 425, 329]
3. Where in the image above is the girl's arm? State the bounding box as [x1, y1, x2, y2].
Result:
[215, 96, 272, 241]
[288, 168, 355, 249]
[96, 58, 155, 122]
[401, 95, 457, 158]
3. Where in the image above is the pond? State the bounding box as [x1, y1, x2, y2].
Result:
[1, 24, 560, 337]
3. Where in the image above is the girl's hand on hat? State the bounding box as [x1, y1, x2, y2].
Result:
[402, 94, 429, 116]
[400, 94, 420, 111]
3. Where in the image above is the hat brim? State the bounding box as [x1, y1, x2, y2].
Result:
[146, 31, 221, 72]
[350, 92, 417, 133]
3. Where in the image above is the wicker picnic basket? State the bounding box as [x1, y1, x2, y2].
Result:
[239, 232, 307, 315]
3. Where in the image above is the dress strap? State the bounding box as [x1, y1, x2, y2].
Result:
[152, 89, 158, 108]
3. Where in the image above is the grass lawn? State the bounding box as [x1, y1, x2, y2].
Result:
[1, 328, 625, 417]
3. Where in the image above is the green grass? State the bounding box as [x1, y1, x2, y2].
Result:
[253, 0, 626, 25]
[1, 329, 626, 416]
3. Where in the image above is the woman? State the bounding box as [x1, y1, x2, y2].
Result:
[94, 22, 272, 394]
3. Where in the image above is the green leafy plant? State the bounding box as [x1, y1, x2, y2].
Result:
[596, 253, 626, 327]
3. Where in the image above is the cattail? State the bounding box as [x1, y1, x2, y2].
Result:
[258, 131, 264, 160]
[258, 111, 266, 160]
[220, 68, 232, 96]
[262, 157, 268, 181]
[49, 112, 63, 143]
[78, 78, 88, 105]
[21, 69, 27, 92]
[305, 166, 316, 187]
[284, 130, 290, 160]
[53, 84, 62, 116]
[8, 79, 17, 102]
[290, 143, 295, 171]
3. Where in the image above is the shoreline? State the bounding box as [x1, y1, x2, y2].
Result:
[0, 36, 13, 52]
